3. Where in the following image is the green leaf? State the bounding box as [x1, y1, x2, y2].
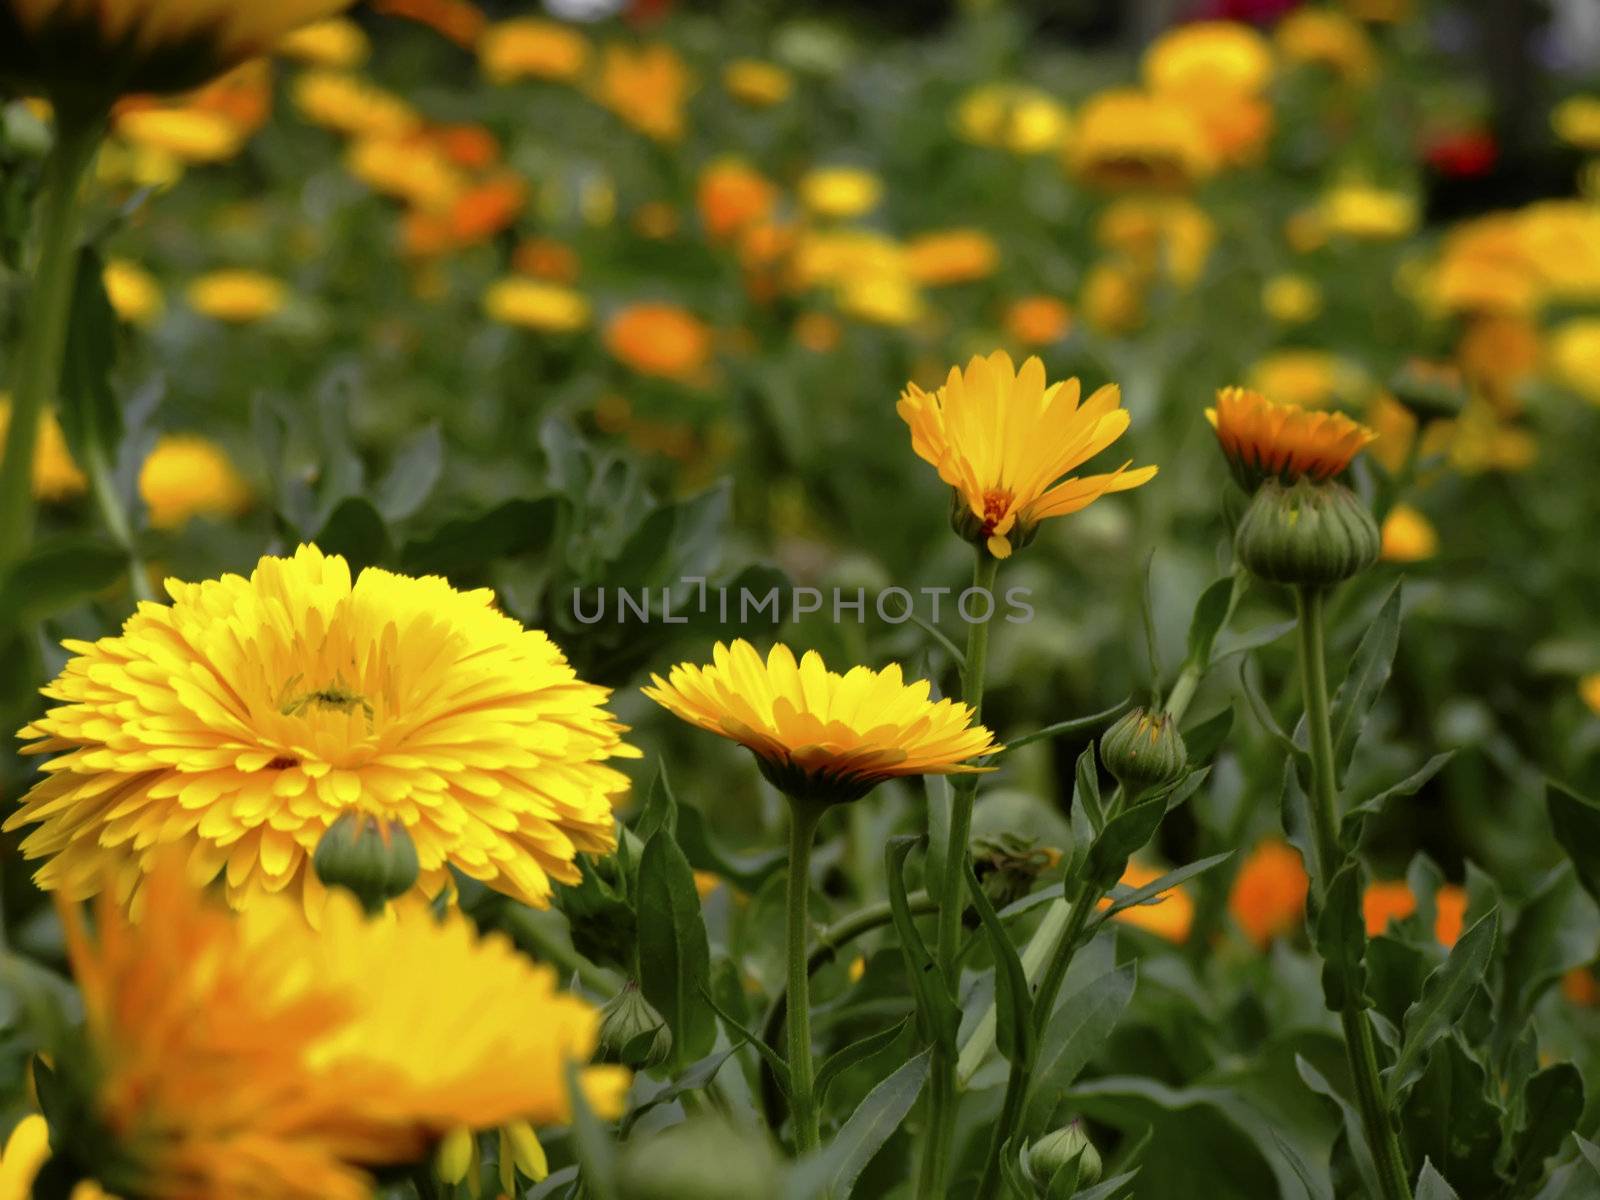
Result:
[1239, 659, 1308, 770]
[1501, 864, 1600, 1029]
[373, 421, 443, 521]
[1547, 782, 1600, 907]
[964, 860, 1033, 1066]
[1388, 908, 1499, 1103]
[676, 802, 786, 893]
[564, 1060, 620, 1200]
[700, 983, 791, 1095]
[314, 496, 393, 574]
[1000, 697, 1131, 756]
[1399, 1036, 1503, 1192]
[56, 244, 121, 462]
[788, 1049, 931, 1200]
[1415, 1159, 1461, 1200]
[884, 837, 958, 1046]
[632, 761, 678, 845]
[401, 496, 562, 579]
[1296, 1054, 1383, 1200]
[1091, 852, 1234, 927]
[1313, 862, 1366, 1013]
[1341, 752, 1455, 849]
[1084, 797, 1165, 893]
[1186, 576, 1238, 668]
[814, 1017, 911, 1108]
[1330, 584, 1401, 772]
[1268, 1129, 1336, 1200]
[1072, 1170, 1142, 1200]
[0, 536, 128, 627]
[637, 833, 715, 1065]
[1076, 743, 1106, 833]
[923, 771, 952, 901]
[618, 1046, 738, 1137]
[1023, 965, 1137, 1133]
[1512, 1062, 1584, 1192]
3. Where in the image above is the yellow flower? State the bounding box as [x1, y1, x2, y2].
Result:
[1318, 183, 1419, 240]
[111, 106, 245, 163]
[904, 228, 1000, 286]
[186, 268, 287, 322]
[1143, 21, 1274, 98]
[1247, 349, 1361, 409]
[643, 640, 999, 806]
[1518, 201, 1600, 304]
[1580, 674, 1600, 716]
[345, 135, 465, 211]
[1, 0, 350, 99]
[838, 272, 924, 327]
[953, 84, 1072, 155]
[1081, 260, 1146, 335]
[483, 278, 591, 334]
[0, 397, 88, 502]
[1379, 504, 1437, 562]
[1427, 217, 1543, 317]
[478, 18, 588, 84]
[1003, 295, 1073, 347]
[0, 1115, 50, 1200]
[1458, 314, 1540, 415]
[49, 858, 628, 1200]
[604, 303, 712, 380]
[277, 17, 370, 67]
[1548, 317, 1600, 404]
[1553, 95, 1600, 153]
[1207, 386, 1377, 489]
[102, 258, 164, 327]
[1275, 8, 1375, 84]
[292, 69, 419, 138]
[1095, 196, 1215, 288]
[723, 58, 792, 107]
[799, 166, 882, 220]
[898, 351, 1157, 559]
[1262, 273, 1321, 323]
[6, 544, 638, 914]
[595, 43, 691, 142]
[1067, 88, 1215, 191]
[696, 158, 778, 242]
[137, 434, 252, 529]
[1098, 861, 1193, 943]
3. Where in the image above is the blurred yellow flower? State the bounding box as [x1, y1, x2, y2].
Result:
[1458, 314, 1540, 415]
[605, 302, 712, 380]
[1580, 674, 1600, 716]
[596, 43, 691, 142]
[0, 1114, 50, 1200]
[1208, 386, 1376, 488]
[278, 17, 370, 67]
[292, 69, 419, 138]
[478, 17, 589, 84]
[697, 158, 778, 242]
[954, 83, 1072, 155]
[1548, 318, 1600, 404]
[1275, 8, 1375, 84]
[1068, 88, 1214, 191]
[1144, 21, 1273, 97]
[1248, 349, 1361, 409]
[799, 166, 882, 219]
[1553, 96, 1600, 152]
[1096, 196, 1215, 287]
[137, 434, 252, 529]
[1442, 402, 1537, 474]
[112, 106, 245, 163]
[0, 398, 87, 502]
[1379, 504, 1437, 562]
[483, 277, 591, 333]
[7, 544, 637, 913]
[899, 351, 1157, 559]
[724, 58, 793, 107]
[1262, 273, 1321, 323]
[791, 228, 903, 290]
[1426, 214, 1543, 316]
[904, 228, 999, 286]
[102, 258, 164, 327]
[1003, 295, 1073, 347]
[1518, 201, 1600, 304]
[346, 135, 465, 210]
[1099, 861, 1192, 942]
[1318, 183, 1419, 240]
[186, 269, 287, 322]
[838, 272, 924, 327]
[644, 640, 999, 806]
[1081, 260, 1146, 336]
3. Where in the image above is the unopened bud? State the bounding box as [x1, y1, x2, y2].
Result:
[313, 811, 419, 915]
[1100, 708, 1187, 797]
[1022, 1120, 1102, 1195]
[1234, 477, 1379, 588]
[598, 981, 673, 1069]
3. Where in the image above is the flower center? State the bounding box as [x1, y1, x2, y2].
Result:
[278, 675, 374, 724]
[981, 488, 1013, 533]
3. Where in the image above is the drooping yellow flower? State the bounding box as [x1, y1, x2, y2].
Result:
[898, 351, 1157, 559]
[137, 434, 252, 529]
[953, 83, 1072, 155]
[1379, 504, 1437, 562]
[1548, 317, 1600, 404]
[48, 858, 628, 1200]
[723, 58, 792, 107]
[594, 43, 691, 142]
[1067, 88, 1215, 191]
[277, 17, 369, 67]
[292, 69, 419, 139]
[643, 640, 999, 806]
[6, 545, 638, 913]
[1553, 95, 1600, 152]
[186, 268, 287, 322]
[0, 397, 88, 502]
[478, 18, 588, 84]
[1, 0, 350, 99]
[483, 278, 591, 334]
[798, 166, 882, 220]
[1143, 21, 1274, 98]
[102, 258, 164, 326]
[1207, 386, 1376, 490]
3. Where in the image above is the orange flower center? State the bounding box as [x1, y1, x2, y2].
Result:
[981, 488, 1013, 532]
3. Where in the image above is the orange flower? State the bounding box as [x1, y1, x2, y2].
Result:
[1207, 386, 1377, 490]
[696, 159, 778, 242]
[429, 122, 500, 168]
[1362, 881, 1467, 946]
[1228, 839, 1309, 948]
[904, 229, 1000, 286]
[1098, 861, 1193, 943]
[1004, 295, 1073, 347]
[514, 237, 580, 283]
[604, 303, 712, 381]
[371, 0, 486, 47]
[1563, 967, 1600, 1007]
[596, 44, 691, 142]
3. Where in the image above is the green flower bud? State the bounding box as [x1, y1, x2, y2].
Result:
[1022, 1121, 1102, 1195]
[1100, 707, 1187, 797]
[1234, 477, 1379, 588]
[313, 811, 419, 915]
[616, 1116, 782, 1200]
[598, 981, 673, 1069]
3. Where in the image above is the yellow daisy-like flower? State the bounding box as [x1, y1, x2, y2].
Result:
[904, 229, 1000, 287]
[1275, 8, 1375, 85]
[0, 397, 88, 502]
[0, 0, 350, 99]
[1143, 20, 1274, 98]
[953, 83, 1072, 156]
[186, 268, 287, 323]
[478, 17, 589, 84]
[898, 351, 1158, 559]
[1207, 386, 1377, 490]
[643, 640, 999, 807]
[47, 858, 628, 1200]
[1262, 274, 1321, 324]
[277, 17, 369, 67]
[1548, 317, 1600, 404]
[137, 434, 252, 529]
[102, 258, 164, 327]
[1067, 88, 1215, 191]
[798, 166, 883, 220]
[1379, 504, 1437, 562]
[594, 43, 692, 143]
[1553, 95, 1600, 153]
[292, 69, 419, 139]
[484, 278, 591, 334]
[723, 58, 792, 107]
[6, 544, 638, 914]
[111, 106, 244, 163]
[1318, 183, 1419, 240]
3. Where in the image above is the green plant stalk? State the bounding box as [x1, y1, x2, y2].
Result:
[919, 548, 999, 1198]
[0, 113, 104, 571]
[1294, 586, 1412, 1200]
[785, 799, 826, 1154]
[83, 441, 155, 604]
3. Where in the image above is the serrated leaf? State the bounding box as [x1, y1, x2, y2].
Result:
[637, 833, 715, 1065]
[1023, 964, 1137, 1133]
[964, 860, 1032, 1066]
[1341, 752, 1455, 849]
[1388, 908, 1499, 1103]
[1314, 862, 1366, 1012]
[1330, 584, 1401, 772]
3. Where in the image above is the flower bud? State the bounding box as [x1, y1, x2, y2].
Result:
[1022, 1121, 1102, 1194]
[435, 1126, 475, 1186]
[971, 834, 1061, 919]
[598, 981, 673, 1069]
[313, 811, 420, 915]
[1234, 477, 1379, 588]
[616, 1116, 782, 1200]
[500, 1120, 548, 1185]
[1100, 708, 1187, 797]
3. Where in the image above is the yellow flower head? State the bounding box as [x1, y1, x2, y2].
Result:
[292, 69, 419, 139]
[1247, 349, 1360, 409]
[723, 58, 792, 107]
[111, 106, 245, 163]
[186, 268, 286, 323]
[1262, 273, 1321, 324]
[643, 640, 999, 806]
[1379, 504, 1437, 562]
[953, 83, 1072, 155]
[1553, 95, 1600, 153]
[1207, 386, 1377, 490]
[102, 258, 164, 326]
[1, 0, 350, 99]
[1275, 8, 1375, 85]
[484, 278, 591, 334]
[6, 544, 638, 914]
[1548, 317, 1600, 404]
[48, 858, 627, 1200]
[1318, 183, 1419, 240]
[595, 43, 691, 142]
[478, 18, 588, 84]
[277, 17, 369, 67]
[1067, 88, 1215, 191]
[1095, 196, 1215, 288]
[898, 351, 1157, 559]
[137, 434, 252, 529]
[798, 166, 882, 220]
[1143, 20, 1274, 98]
[904, 228, 1000, 287]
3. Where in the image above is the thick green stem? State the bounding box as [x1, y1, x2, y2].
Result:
[1294, 587, 1412, 1200]
[0, 115, 103, 572]
[785, 800, 825, 1154]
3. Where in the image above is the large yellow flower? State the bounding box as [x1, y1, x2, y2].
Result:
[643, 641, 999, 806]
[48, 859, 627, 1200]
[898, 351, 1157, 559]
[1207, 386, 1376, 490]
[1067, 89, 1215, 191]
[1, 0, 350, 99]
[7, 545, 637, 914]
[1143, 21, 1273, 97]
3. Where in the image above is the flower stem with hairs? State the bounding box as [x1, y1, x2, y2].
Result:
[785, 798, 827, 1153]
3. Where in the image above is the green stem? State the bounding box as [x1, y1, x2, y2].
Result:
[785, 800, 825, 1154]
[1294, 587, 1412, 1200]
[83, 440, 155, 604]
[0, 113, 104, 572]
